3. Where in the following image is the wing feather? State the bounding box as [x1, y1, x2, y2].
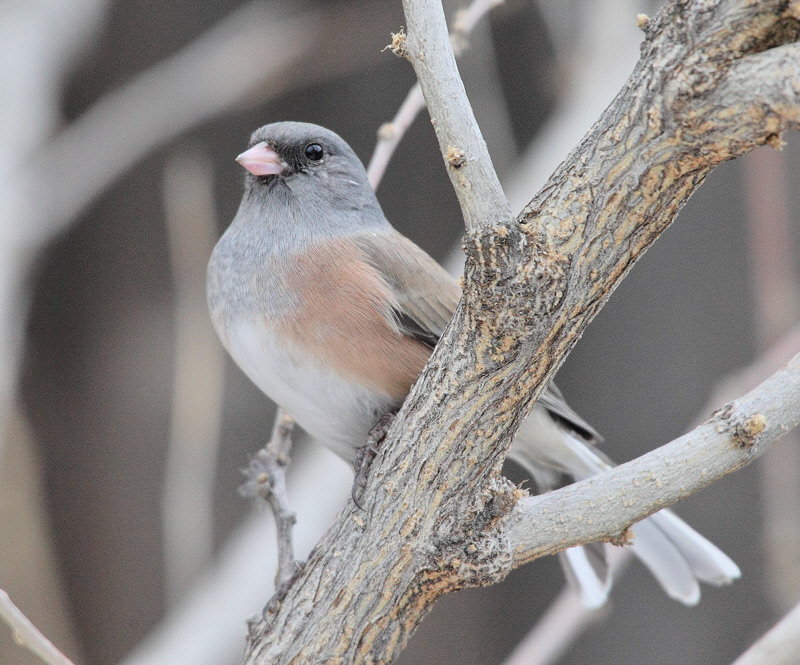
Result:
[353, 231, 460, 347]
[352, 230, 600, 441]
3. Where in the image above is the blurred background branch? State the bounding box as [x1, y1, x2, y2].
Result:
[730, 601, 800, 665]
[0, 590, 76, 665]
[741, 146, 800, 615]
[161, 149, 225, 606]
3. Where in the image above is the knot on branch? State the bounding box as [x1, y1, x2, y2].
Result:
[733, 413, 767, 448]
[712, 404, 768, 449]
[608, 527, 634, 547]
[446, 144, 467, 169]
[432, 478, 522, 590]
[462, 225, 568, 361]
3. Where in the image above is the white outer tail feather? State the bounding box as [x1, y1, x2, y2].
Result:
[508, 410, 740, 607]
[560, 547, 612, 608]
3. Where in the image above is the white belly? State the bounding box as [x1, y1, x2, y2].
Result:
[221, 318, 393, 463]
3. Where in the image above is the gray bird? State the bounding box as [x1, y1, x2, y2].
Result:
[207, 121, 740, 607]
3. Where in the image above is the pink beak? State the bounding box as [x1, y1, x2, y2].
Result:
[236, 142, 285, 176]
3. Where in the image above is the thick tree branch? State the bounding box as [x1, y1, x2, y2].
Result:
[243, 2, 800, 663]
[508, 351, 800, 565]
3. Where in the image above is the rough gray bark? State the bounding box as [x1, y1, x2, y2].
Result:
[243, 1, 800, 663]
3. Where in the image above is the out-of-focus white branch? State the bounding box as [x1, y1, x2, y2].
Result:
[118, 448, 351, 665]
[161, 150, 226, 606]
[0, 0, 316, 470]
[0, 0, 107, 161]
[502, 548, 630, 665]
[0, 0, 108, 459]
[0, 589, 75, 665]
[730, 601, 800, 665]
[21, 1, 321, 246]
[742, 145, 800, 613]
[1, 0, 394, 460]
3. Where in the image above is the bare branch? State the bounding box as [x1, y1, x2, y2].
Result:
[0, 589, 75, 665]
[508, 324, 800, 664]
[400, 0, 513, 232]
[507, 352, 800, 565]
[367, 0, 503, 190]
[242, 409, 298, 590]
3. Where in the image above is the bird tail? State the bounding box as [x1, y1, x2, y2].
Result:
[508, 409, 740, 607]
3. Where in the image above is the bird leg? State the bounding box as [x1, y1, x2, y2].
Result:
[351, 411, 396, 508]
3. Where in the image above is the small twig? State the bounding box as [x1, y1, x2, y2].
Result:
[508, 325, 800, 665]
[400, 0, 513, 232]
[241, 408, 298, 588]
[0, 589, 75, 665]
[367, 0, 503, 190]
[730, 601, 800, 665]
[508, 351, 800, 567]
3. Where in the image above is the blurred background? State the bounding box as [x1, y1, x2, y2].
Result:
[2, 0, 799, 664]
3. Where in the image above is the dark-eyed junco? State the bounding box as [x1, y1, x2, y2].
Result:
[207, 121, 740, 607]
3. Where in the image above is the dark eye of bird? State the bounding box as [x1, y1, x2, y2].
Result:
[304, 143, 324, 161]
